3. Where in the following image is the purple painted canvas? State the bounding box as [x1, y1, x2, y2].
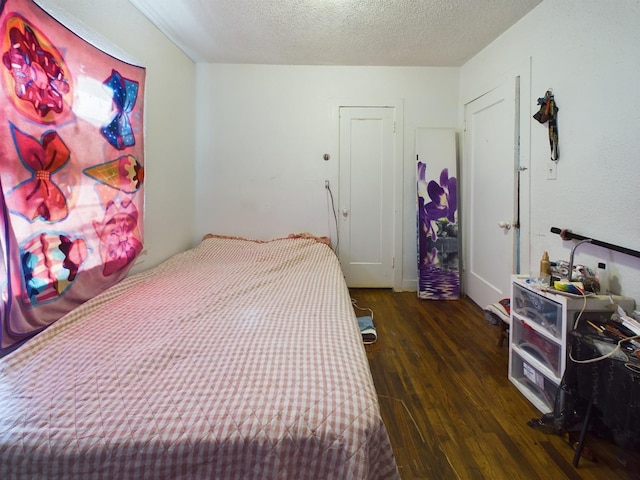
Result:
[417, 161, 460, 300]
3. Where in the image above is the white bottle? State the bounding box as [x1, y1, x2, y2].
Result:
[597, 262, 608, 294]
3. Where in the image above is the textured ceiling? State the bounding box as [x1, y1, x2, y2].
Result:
[129, 0, 542, 66]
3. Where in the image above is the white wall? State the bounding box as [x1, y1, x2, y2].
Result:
[39, 0, 197, 273]
[461, 0, 640, 304]
[194, 64, 459, 289]
[44, 0, 637, 301]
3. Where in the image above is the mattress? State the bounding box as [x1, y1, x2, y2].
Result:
[0, 235, 399, 479]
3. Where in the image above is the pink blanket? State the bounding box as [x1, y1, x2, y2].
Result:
[0, 236, 399, 479]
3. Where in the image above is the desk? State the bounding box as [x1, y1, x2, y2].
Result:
[565, 329, 640, 465]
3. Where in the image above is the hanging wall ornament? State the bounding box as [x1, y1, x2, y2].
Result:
[533, 90, 559, 161]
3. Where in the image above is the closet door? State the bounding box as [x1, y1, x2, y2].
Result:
[463, 78, 522, 308]
[338, 106, 396, 288]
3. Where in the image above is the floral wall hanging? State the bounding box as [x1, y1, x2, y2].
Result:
[0, 0, 145, 353]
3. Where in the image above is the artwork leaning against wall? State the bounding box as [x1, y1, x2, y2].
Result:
[416, 128, 460, 300]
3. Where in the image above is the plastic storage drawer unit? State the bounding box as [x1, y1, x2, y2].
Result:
[511, 354, 559, 412]
[512, 282, 563, 339]
[512, 316, 562, 377]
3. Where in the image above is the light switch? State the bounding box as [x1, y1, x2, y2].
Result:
[546, 161, 557, 180]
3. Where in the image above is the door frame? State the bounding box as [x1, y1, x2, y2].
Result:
[330, 99, 404, 291]
[461, 61, 531, 298]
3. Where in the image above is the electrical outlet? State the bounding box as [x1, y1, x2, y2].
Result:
[546, 161, 557, 180]
[325, 180, 330, 188]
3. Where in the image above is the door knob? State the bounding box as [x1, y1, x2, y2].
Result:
[498, 221, 511, 230]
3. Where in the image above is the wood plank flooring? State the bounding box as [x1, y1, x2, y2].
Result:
[349, 288, 639, 480]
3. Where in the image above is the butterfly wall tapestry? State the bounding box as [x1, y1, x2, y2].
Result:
[0, 0, 145, 353]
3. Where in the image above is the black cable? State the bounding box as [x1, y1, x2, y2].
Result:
[326, 184, 339, 254]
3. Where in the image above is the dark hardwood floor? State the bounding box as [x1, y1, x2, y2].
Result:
[350, 288, 639, 480]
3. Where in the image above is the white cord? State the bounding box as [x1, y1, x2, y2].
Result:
[569, 288, 640, 365]
[569, 334, 640, 364]
[572, 288, 588, 330]
[351, 298, 374, 320]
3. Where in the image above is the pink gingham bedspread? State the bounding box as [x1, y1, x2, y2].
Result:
[0, 236, 399, 479]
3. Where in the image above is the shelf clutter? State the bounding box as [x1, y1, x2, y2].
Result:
[507, 275, 635, 414]
[527, 315, 640, 468]
[510, 229, 640, 465]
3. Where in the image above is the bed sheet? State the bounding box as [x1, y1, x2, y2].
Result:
[0, 236, 399, 479]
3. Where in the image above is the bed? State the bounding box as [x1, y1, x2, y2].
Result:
[0, 235, 399, 479]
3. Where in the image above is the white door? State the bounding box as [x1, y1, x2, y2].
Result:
[338, 107, 395, 287]
[463, 80, 520, 307]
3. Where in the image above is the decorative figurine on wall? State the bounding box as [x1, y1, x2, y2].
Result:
[533, 89, 559, 161]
